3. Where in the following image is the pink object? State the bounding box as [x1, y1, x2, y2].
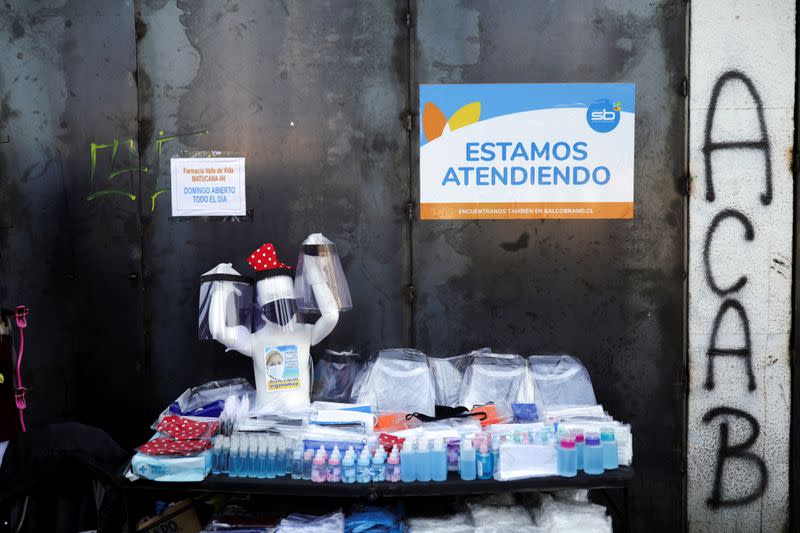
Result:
[14, 306, 29, 433]
[386, 451, 401, 482]
[560, 436, 576, 449]
[311, 451, 327, 483]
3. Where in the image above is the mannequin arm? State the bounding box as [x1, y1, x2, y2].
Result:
[208, 282, 253, 357]
[305, 256, 340, 346]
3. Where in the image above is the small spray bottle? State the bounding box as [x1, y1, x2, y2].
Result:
[476, 440, 493, 480]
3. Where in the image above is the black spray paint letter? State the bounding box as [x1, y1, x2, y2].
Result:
[703, 407, 768, 508]
[703, 209, 755, 296]
[704, 299, 756, 392]
[702, 70, 772, 206]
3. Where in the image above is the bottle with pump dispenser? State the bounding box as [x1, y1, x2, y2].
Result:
[476, 440, 493, 480]
[557, 434, 578, 477]
[601, 428, 619, 470]
[356, 447, 372, 483]
[311, 446, 327, 483]
[400, 440, 416, 482]
[386, 445, 401, 482]
[416, 439, 431, 482]
[342, 448, 357, 484]
[431, 439, 447, 481]
[459, 438, 476, 481]
[327, 445, 342, 482]
[583, 432, 604, 475]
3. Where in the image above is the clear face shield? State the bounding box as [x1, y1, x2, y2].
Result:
[254, 272, 299, 333]
[294, 233, 352, 313]
[198, 264, 254, 343]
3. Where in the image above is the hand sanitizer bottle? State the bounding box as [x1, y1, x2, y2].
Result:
[291, 447, 303, 479]
[342, 449, 357, 484]
[574, 430, 585, 471]
[431, 439, 447, 481]
[311, 446, 327, 483]
[476, 441, 493, 480]
[256, 439, 268, 479]
[327, 445, 342, 482]
[416, 439, 431, 482]
[371, 448, 386, 482]
[266, 442, 277, 479]
[601, 427, 619, 470]
[386, 445, 402, 482]
[302, 448, 314, 480]
[583, 432, 604, 475]
[459, 438, 476, 481]
[357, 447, 372, 483]
[557, 434, 577, 477]
[400, 440, 416, 482]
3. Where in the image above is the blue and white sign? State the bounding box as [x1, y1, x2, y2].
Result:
[171, 157, 246, 217]
[420, 83, 636, 219]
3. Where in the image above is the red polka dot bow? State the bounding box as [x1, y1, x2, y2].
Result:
[246, 243, 293, 272]
[137, 437, 213, 457]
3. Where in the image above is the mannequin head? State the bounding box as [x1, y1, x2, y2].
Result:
[256, 273, 297, 327]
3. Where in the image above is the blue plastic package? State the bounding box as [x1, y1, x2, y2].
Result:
[511, 403, 539, 422]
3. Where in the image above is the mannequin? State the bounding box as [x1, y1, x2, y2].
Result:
[208, 241, 339, 412]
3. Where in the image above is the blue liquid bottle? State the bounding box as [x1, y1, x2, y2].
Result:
[415, 439, 432, 482]
[342, 449, 357, 484]
[574, 430, 585, 471]
[219, 437, 230, 475]
[265, 443, 277, 479]
[291, 448, 303, 480]
[601, 428, 619, 470]
[557, 435, 577, 477]
[211, 437, 222, 475]
[229, 436, 242, 477]
[370, 449, 386, 482]
[431, 438, 447, 481]
[476, 441, 493, 480]
[246, 438, 258, 477]
[400, 440, 416, 482]
[356, 447, 372, 483]
[583, 432, 604, 475]
[459, 438, 476, 481]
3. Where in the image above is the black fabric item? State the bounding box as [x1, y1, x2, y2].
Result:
[0, 422, 129, 532]
[405, 405, 479, 422]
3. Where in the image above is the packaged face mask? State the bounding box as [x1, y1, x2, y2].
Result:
[130, 449, 212, 482]
[355, 348, 436, 416]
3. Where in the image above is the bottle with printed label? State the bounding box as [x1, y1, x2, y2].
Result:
[357, 447, 372, 483]
[416, 439, 431, 482]
[327, 445, 342, 482]
[431, 439, 447, 481]
[476, 441, 493, 480]
[386, 445, 401, 482]
[302, 448, 314, 480]
[459, 438, 476, 481]
[311, 446, 327, 483]
[371, 448, 386, 482]
[400, 440, 416, 482]
[557, 434, 577, 477]
[583, 432, 604, 475]
[342, 449, 357, 484]
[601, 428, 619, 470]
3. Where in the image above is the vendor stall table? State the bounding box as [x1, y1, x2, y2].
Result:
[119, 465, 635, 532]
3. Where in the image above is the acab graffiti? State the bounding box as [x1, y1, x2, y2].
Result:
[699, 70, 769, 509]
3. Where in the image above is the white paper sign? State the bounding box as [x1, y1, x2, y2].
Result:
[170, 157, 246, 217]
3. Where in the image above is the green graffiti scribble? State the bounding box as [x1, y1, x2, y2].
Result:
[89, 142, 113, 184]
[155, 129, 209, 155]
[108, 166, 151, 180]
[87, 189, 137, 201]
[150, 188, 170, 212]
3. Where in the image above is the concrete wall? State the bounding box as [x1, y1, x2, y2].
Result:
[688, 1, 795, 531]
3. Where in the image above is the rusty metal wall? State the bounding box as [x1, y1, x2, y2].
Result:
[411, 1, 686, 530]
[0, 1, 145, 443]
[134, 0, 411, 411]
